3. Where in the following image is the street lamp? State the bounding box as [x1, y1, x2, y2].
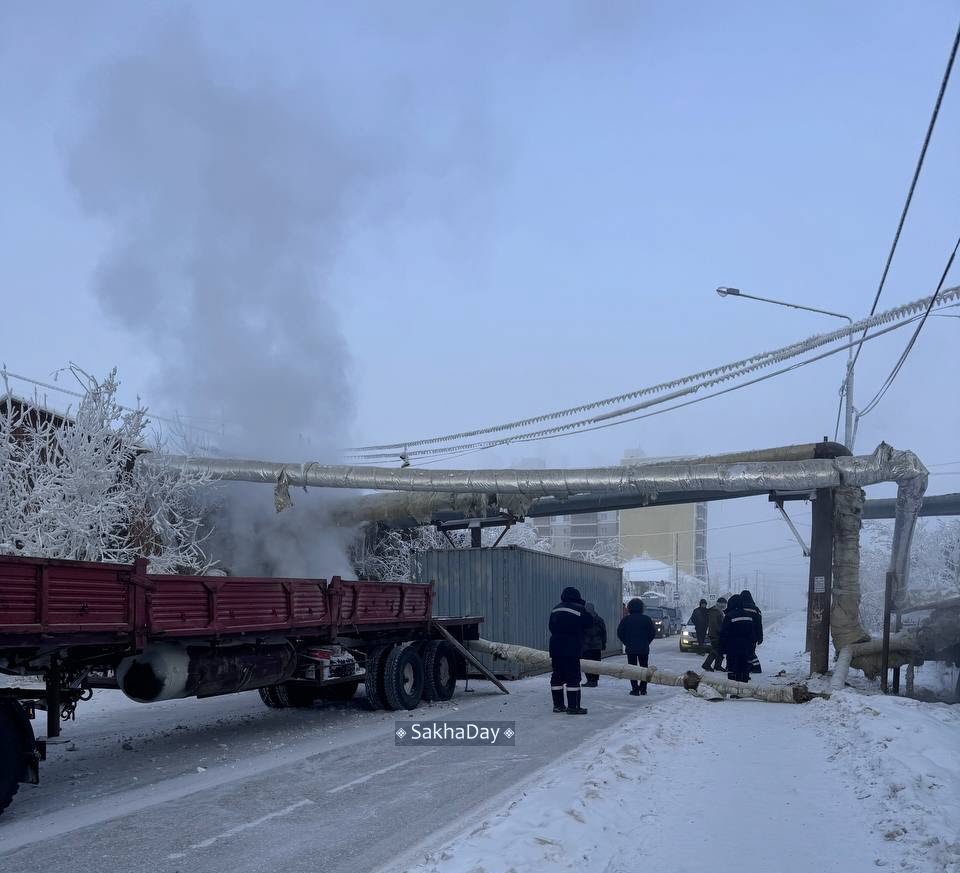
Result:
[716, 287, 856, 451]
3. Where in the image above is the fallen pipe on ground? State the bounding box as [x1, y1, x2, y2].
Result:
[469, 639, 823, 704]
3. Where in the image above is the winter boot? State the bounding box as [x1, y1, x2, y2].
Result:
[565, 689, 588, 715]
[551, 688, 566, 713]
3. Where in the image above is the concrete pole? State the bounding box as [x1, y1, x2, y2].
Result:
[844, 345, 856, 451]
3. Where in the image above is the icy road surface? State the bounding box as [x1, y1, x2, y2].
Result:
[0, 640, 697, 873]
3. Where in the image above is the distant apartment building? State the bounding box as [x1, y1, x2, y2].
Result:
[618, 449, 709, 581]
[514, 451, 706, 576]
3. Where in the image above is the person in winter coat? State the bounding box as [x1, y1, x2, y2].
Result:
[581, 603, 607, 687]
[549, 586, 593, 714]
[616, 598, 657, 696]
[719, 594, 756, 683]
[739, 589, 763, 674]
[688, 599, 710, 649]
[701, 597, 727, 671]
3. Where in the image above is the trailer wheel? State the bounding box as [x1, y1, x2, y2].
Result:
[363, 646, 390, 710]
[422, 641, 458, 702]
[383, 644, 425, 711]
[275, 684, 320, 708]
[0, 702, 28, 816]
[258, 686, 285, 708]
[316, 680, 360, 702]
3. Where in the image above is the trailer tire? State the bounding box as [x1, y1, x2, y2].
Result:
[383, 645, 425, 711]
[422, 641, 457, 702]
[363, 646, 390, 710]
[258, 686, 285, 708]
[275, 684, 320, 708]
[0, 702, 29, 817]
[316, 680, 360, 702]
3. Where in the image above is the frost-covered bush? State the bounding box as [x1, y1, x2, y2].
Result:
[352, 521, 552, 582]
[0, 368, 211, 573]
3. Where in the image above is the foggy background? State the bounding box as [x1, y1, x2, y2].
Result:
[2, 2, 958, 600]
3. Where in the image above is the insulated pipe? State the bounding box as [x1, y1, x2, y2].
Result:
[830, 634, 920, 692]
[142, 442, 914, 497]
[141, 442, 927, 605]
[470, 639, 820, 704]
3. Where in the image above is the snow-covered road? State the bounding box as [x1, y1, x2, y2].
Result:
[3, 616, 956, 873]
[0, 645, 677, 873]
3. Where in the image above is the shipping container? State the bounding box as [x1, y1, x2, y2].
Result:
[412, 546, 623, 679]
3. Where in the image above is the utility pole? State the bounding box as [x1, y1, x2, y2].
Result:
[727, 552, 732, 593]
[674, 533, 680, 607]
[806, 489, 835, 674]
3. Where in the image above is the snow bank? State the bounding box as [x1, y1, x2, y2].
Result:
[810, 691, 960, 871]
[395, 613, 960, 873]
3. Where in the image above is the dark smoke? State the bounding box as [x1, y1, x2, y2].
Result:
[67, 23, 381, 576]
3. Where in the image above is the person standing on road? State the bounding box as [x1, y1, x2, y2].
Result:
[616, 598, 657, 696]
[719, 594, 756, 683]
[739, 589, 764, 674]
[688, 599, 710, 649]
[701, 596, 727, 672]
[549, 586, 593, 715]
[581, 603, 607, 687]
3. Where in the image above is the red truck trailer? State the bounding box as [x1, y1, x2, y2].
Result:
[0, 554, 484, 817]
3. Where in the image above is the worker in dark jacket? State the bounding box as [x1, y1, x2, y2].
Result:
[616, 599, 657, 696]
[739, 589, 764, 674]
[701, 596, 727, 671]
[549, 586, 593, 714]
[688, 599, 710, 649]
[581, 603, 607, 687]
[719, 594, 756, 683]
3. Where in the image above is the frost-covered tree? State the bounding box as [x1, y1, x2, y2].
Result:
[0, 368, 211, 573]
[570, 537, 624, 568]
[859, 518, 960, 629]
[352, 520, 552, 582]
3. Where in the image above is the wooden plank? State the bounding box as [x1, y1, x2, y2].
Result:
[431, 621, 509, 695]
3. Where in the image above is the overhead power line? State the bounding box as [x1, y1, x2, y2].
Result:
[351, 294, 960, 461]
[858, 234, 960, 419]
[349, 286, 960, 458]
[851, 16, 960, 367]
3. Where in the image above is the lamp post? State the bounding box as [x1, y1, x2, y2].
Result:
[716, 287, 856, 451]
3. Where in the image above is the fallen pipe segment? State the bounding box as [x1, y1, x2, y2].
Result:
[470, 639, 821, 704]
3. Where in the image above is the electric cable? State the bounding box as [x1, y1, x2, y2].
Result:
[355, 304, 951, 461]
[348, 285, 960, 458]
[851, 17, 960, 366]
[858, 233, 960, 418]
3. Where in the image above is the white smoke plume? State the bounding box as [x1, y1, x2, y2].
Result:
[67, 22, 385, 577]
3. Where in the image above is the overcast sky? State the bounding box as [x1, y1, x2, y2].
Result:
[2, 2, 958, 601]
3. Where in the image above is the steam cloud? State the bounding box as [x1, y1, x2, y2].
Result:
[68, 24, 378, 576]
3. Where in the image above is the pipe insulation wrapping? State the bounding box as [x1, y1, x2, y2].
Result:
[469, 639, 816, 704]
[142, 442, 924, 498]
[140, 442, 927, 610]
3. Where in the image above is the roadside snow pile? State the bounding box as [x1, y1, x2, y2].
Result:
[397, 614, 960, 873]
[811, 691, 960, 872]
